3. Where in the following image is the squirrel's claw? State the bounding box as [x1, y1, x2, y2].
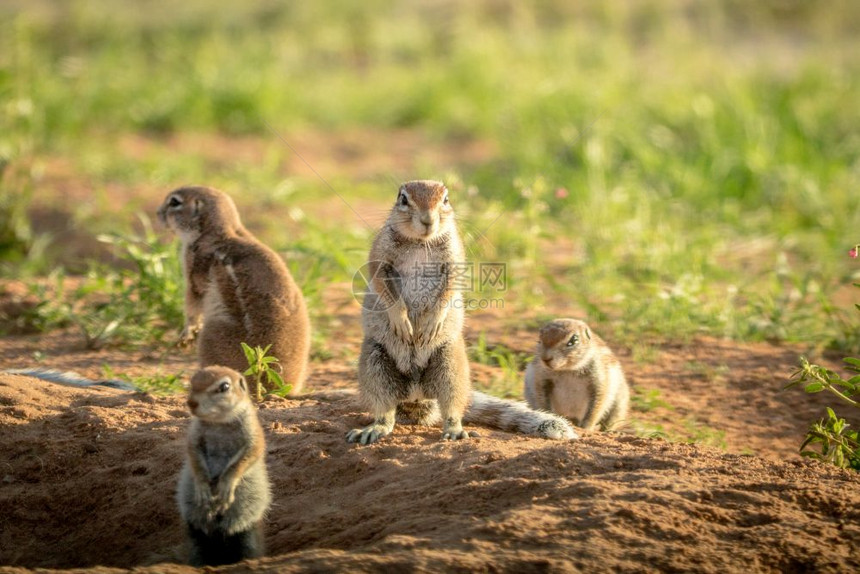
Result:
[178, 326, 198, 347]
[346, 423, 392, 445]
[441, 420, 469, 441]
[388, 306, 414, 344]
[415, 310, 445, 346]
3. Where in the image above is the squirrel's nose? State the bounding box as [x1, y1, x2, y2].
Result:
[419, 214, 433, 226]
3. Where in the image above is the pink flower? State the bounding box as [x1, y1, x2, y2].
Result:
[555, 187, 569, 199]
[851, 248, 858, 259]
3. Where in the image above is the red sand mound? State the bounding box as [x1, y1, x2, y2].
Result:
[1, 373, 859, 573]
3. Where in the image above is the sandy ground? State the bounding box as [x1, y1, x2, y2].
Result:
[0, 371, 858, 573]
[1, 309, 859, 573]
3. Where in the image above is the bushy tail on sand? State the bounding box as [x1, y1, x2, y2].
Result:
[396, 392, 577, 439]
[4, 368, 137, 391]
[463, 391, 578, 440]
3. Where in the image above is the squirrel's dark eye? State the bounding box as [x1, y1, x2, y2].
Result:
[399, 193, 408, 206]
[168, 196, 182, 208]
[218, 381, 230, 393]
[566, 335, 579, 347]
[443, 195, 449, 205]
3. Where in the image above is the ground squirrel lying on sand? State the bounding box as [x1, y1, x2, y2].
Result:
[157, 186, 310, 397]
[347, 180, 577, 444]
[176, 366, 271, 567]
[524, 318, 629, 431]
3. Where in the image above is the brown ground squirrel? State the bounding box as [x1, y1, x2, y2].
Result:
[347, 180, 577, 444]
[157, 186, 310, 397]
[176, 366, 271, 566]
[524, 318, 629, 431]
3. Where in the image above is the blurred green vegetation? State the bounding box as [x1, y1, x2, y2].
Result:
[1, 0, 859, 352]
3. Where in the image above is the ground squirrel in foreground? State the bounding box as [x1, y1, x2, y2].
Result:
[347, 180, 576, 444]
[524, 318, 629, 431]
[176, 366, 271, 567]
[158, 186, 310, 397]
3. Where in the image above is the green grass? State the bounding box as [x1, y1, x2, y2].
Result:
[2, 0, 860, 353]
[628, 417, 728, 450]
[469, 332, 531, 399]
[682, 417, 728, 450]
[629, 388, 730, 447]
[102, 366, 185, 395]
[17, 218, 184, 348]
[630, 387, 673, 413]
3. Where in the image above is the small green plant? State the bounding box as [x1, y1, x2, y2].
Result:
[787, 357, 860, 470]
[102, 366, 185, 395]
[241, 342, 289, 401]
[786, 282, 860, 470]
[22, 217, 184, 348]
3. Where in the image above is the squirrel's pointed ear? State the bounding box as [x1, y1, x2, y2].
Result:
[238, 377, 247, 392]
[585, 328, 591, 340]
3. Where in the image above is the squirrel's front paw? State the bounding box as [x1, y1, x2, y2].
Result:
[346, 422, 393, 445]
[415, 311, 446, 345]
[194, 483, 212, 509]
[208, 479, 237, 516]
[388, 306, 414, 343]
[178, 324, 200, 347]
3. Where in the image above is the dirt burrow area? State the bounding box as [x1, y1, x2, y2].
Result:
[0, 373, 858, 573]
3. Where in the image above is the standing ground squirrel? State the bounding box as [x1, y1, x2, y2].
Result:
[176, 366, 271, 567]
[348, 181, 577, 444]
[524, 318, 629, 431]
[157, 186, 310, 397]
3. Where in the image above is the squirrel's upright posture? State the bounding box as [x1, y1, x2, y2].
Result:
[176, 366, 271, 567]
[157, 186, 310, 397]
[524, 318, 629, 431]
[348, 181, 577, 444]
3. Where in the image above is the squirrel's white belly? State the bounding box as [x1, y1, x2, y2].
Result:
[551, 376, 591, 424]
[397, 250, 437, 316]
[202, 281, 235, 325]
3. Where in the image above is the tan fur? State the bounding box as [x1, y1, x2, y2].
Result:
[177, 366, 270, 566]
[524, 318, 630, 431]
[347, 181, 579, 444]
[157, 186, 310, 396]
[347, 180, 472, 444]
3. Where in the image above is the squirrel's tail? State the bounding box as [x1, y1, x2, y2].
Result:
[464, 391, 578, 440]
[4, 368, 137, 391]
